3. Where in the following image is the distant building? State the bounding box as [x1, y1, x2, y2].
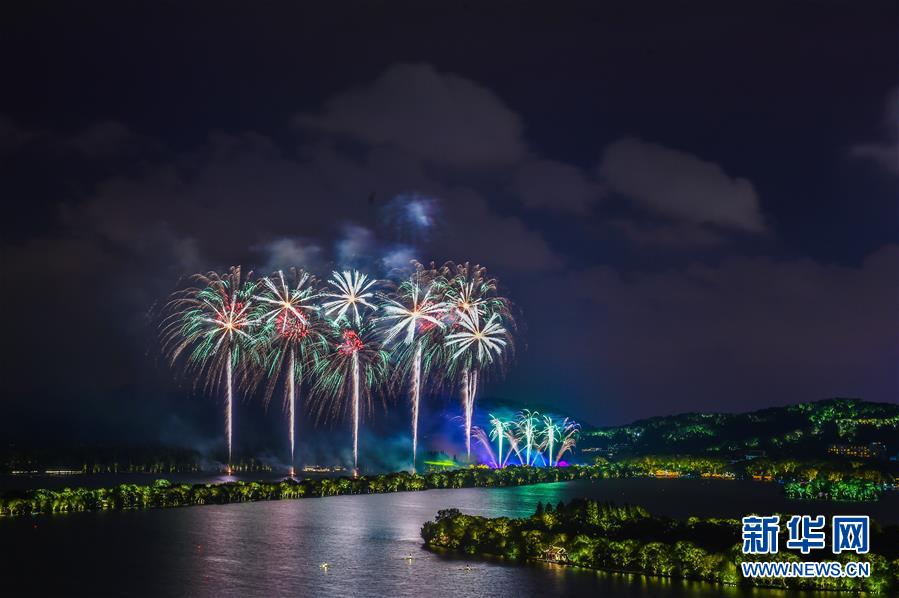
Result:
[581, 443, 628, 458]
[742, 450, 766, 460]
[543, 546, 569, 563]
[828, 442, 886, 459]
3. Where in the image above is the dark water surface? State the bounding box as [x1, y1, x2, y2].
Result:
[1, 479, 895, 597]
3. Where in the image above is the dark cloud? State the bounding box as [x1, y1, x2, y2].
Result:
[1, 13, 896, 448]
[294, 63, 528, 167]
[605, 219, 727, 247]
[0, 116, 144, 158]
[513, 158, 603, 213]
[850, 87, 899, 176]
[518, 245, 899, 422]
[598, 137, 766, 233]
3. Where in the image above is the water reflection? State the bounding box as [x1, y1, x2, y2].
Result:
[1, 480, 894, 597]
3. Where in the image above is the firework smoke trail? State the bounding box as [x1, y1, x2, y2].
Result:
[543, 415, 558, 467]
[226, 348, 233, 462]
[410, 343, 421, 466]
[252, 269, 324, 474]
[505, 429, 523, 467]
[446, 309, 506, 459]
[312, 270, 387, 475]
[160, 267, 259, 469]
[287, 347, 295, 469]
[460, 369, 472, 458]
[457, 368, 481, 459]
[554, 418, 581, 464]
[351, 351, 360, 472]
[489, 414, 509, 466]
[378, 273, 445, 469]
[441, 262, 513, 461]
[516, 410, 541, 465]
[472, 426, 498, 467]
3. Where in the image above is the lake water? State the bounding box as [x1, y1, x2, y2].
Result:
[1, 479, 895, 597]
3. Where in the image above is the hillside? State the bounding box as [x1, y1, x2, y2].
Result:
[582, 398, 898, 459]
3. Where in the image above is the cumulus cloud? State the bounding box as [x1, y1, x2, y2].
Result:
[598, 137, 765, 232]
[513, 158, 603, 212]
[849, 87, 899, 176]
[0, 115, 143, 158]
[295, 63, 528, 167]
[255, 237, 324, 273]
[607, 219, 726, 247]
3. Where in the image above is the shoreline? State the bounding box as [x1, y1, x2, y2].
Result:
[2, 465, 893, 518]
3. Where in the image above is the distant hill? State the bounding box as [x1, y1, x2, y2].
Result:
[582, 398, 899, 459]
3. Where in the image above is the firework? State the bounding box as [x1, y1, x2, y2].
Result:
[441, 262, 497, 317]
[542, 415, 560, 467]
[488, 414, 512, 467]
[160, 267, 259, 465]
[471, 425, 498, 467]
[552, 417, 581, 464]
[445, 308, 509, 458]
[312, 271, 387, 474]
[436, 262, 514, 460]
[320, 270, 377, 326]
[378, 266, 446, 469]
[253, 269, 327, 473]
[515, 410, 541, 466]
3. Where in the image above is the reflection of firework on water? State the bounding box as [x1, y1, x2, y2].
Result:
[252, 269, 328, 472]
[312, 271, 388, 474]
[378, 263, 446, 469]
[160, 266, 260, 465]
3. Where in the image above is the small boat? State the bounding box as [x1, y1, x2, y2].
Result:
[319, 563, 330, 570]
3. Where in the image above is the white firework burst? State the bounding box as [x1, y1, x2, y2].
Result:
[445, 309, 508, 365]
[321, 270, 377, 325]
[254, 269, 318, 329]
[379, 282, 445, 345]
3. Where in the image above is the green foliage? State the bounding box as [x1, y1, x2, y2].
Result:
[421, 498, 899, 594]
[0, 465, 596, 518]
[583, 398, 899, 456]
[585, 454, 893, 499]
[784, 478, 883, 501]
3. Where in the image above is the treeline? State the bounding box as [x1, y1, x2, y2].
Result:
[0, 465, 590, 517]
[421, 499, 899, 594]
[593, 455, 895, 499]
[1, 458, 893, 517]
[585, 398, 899, 457]
[0, 446, 281, 474]
[784, 478, 883, 501]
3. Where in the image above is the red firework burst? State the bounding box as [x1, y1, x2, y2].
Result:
[338, 329, 365, 355]
[276, 311, 309, 341]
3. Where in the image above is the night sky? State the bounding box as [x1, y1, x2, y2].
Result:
[1, 2, 897, 452]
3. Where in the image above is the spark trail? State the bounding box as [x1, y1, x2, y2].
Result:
[379, 273, 445, 469]
[160, 267, 259, 466]
[253, 269, 324, 474]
